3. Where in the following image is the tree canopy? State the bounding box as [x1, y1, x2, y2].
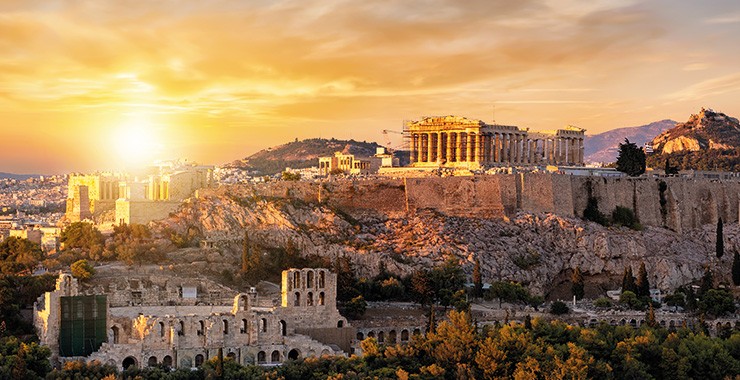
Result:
[616, 138, 646, 176]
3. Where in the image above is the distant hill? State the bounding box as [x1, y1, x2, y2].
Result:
[584, 120, 676, 164]
[647, 108, 740, 171]
[0, 172, 40, 180]
[227, 138, 385, 175]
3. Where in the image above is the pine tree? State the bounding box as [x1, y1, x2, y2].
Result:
[571, 266, 585, 300]
[733, 251, 740, 286]
[646, 303, 657, 327]
[636, 262, 650, 298]
[621, 267, 636, 294]
[472, 258, 483, 298]
[716, 217, 724, 259]
[616, 139, 646, 177]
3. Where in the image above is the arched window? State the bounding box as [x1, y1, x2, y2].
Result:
[280, 320, 287, 336]
[356, 332, 364, 340]
[288, 349, 299, 360]
[159, 322, 165, 337]
[195, 354, 204, 367]
[388, 330, 396, 344]
[162, 355, 172, 369]
[148, 356, 157, 367]
[271, 350, 280, 362]
[178, 321, 185, 336]
[318, 271, 325, 288]
[337, 320, 344, 328]
[413, 328, 421, 336]
[241, 319, 248, 334]
[401, 330, 409, 341]
[260, 318, 267, 333]
[318, 292, 325, 306]
[378, 331, 384, 343]
[122, 356, 138, 370]
[257, 351, 266, 363]
[367, 331, 375, 338]
[307, 292, 314, 306]
[197, 320, 205, 336]
[226, 352, 236, 361]
[240, 295, 248, 311]
[294, 292, 301, 306]
[223, 320, 229, 334]
[307, 271, 314, 288]
[111, 326, 120, 344]
[293, 272, 300, 288]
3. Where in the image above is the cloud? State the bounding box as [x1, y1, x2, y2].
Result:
[666, 73, 740, 101]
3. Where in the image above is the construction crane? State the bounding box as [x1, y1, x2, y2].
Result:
[382, 129, 407, 155]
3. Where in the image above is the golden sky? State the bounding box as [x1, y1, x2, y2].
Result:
[2, 0, 740, 173]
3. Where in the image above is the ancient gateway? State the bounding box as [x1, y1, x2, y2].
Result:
[34, 269, 355, 370]
[406, 116, 585, 168]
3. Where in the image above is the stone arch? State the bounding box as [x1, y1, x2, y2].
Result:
[413, 328, 421, 335]
[319, 292, 325, 306]
[378, 331, 385, 343]
[321, 349, 330, 357]
[271, 350, 281, 362]
[261, 318, 267, 332]
[357, 332, 364, 340]
[159, 321, 165, 337]
[195, 354, 205, 367]
[198, 320, 205, 335]
[307, 292, 314, 306]
[288, 349, 300, 360]
[319, 271, 325, 288]
[241, 319, 248, 333]
[293, 272, 301, 288]
[111, 325, 120, 344]
[147, 356, 157, 367]
[629, 319, 637, 328]
[179, 320, 185, 336]
[257, 351, 266, 363]
[388, 330, 397, 344]
[308, 350, 316, 357]
[294, 292, 301, 306]
[280, 320, 287, 336]
[367, 331, 375, 338]
[162, 355, 172, 368]
[226, 352, 237, 361]
[401, 329, 409, 341]
[223, 319, 229, 334]
[123, 356, 138, 370]
[337, 320, 344, 328]
[307, 271, 314, 288]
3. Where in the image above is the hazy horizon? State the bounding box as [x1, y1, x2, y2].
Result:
[2, 0, 739, 174]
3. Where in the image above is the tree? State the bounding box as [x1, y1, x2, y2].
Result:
[281, 171, 301, 181]
[621, 267, 636, 294]
[583, 197, 608, 226]
[571, 266, 585, 301]
[698, 289, 735, 317]
[342, 295, 367, 320]
[550, 301, 569, 315]
[699, 267, 713, 295]
[0, 237, 43, 275]
[472, 258, 483, 298]
[716, 217, 724, 259]
[664, 292, 685, 311]
[732, 250, 740, 286]
[60, 222, 104, 259]
[615, 139, 646, 177]
[70, 260, 94, 281]
[664, 158, 679, 175]
[646, 303, 657, 327]
[635, 262, 650, 298]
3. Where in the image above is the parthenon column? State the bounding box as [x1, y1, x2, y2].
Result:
[579, 138, 584, 165]
[474, 133, 481, 163]
[466, 133, 473, 163]
[455, 132, 462, 163]
[446, 132, 453, 162]
[411, 133, 418, 163]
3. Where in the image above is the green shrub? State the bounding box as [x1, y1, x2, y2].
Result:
[550, 301, 569, 315]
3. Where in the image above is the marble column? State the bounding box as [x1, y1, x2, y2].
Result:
[455, 132, 462, 163]
[579, 138, 585, 165]
[466, 133, 474, 163]
[446, 132, 453, 162]
[411, 133, 418, 163]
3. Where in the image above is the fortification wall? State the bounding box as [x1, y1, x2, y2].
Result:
[239, 175, 740, 229]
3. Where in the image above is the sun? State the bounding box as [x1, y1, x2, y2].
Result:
[112, 115, 162, 168]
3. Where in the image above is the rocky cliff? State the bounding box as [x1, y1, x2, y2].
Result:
[154, 183, 738, 298]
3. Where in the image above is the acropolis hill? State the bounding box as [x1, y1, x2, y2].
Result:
[155, 173, 739, 297]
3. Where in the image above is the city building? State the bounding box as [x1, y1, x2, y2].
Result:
[405, 115, 585, 169]
[34, 268, 353, 370]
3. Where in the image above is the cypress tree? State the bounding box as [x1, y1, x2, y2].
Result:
[716, 217, 724, 259]
[700, 267, 713, 295]
[472, 258, 483, 298]
[636, 262, 650, 298]
[646, 303, 657, 327]
[621, 267, 636, 294]
[571, 266, 585, 300]
[732, 251, 740, 286]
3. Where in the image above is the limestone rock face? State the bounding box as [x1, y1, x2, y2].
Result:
[651, 108, 740, 154]
[154, 186, 737, 297]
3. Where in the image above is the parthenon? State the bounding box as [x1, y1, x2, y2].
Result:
[406, 116, 585, 168]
